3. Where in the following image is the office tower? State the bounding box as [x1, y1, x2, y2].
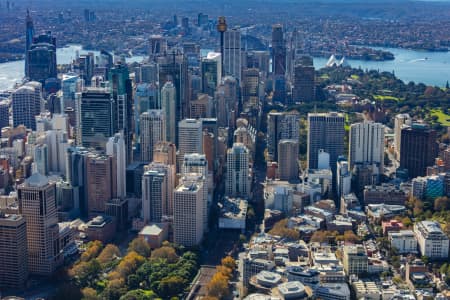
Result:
[178, 119, 203, 168]
[242, 68, 260, 107]
[394, 113, 412, 160]
[307, 113, 345, 196]
[349, 121, 384, 171]
[190, 93, 213, 119]
[337, 158, 351, 198]
[25, 9, 35, 76]
[140, 110, 166, 163]
[106, 132, 127, 198]
[12, 81, 43, 131]
[18, 173, 62, 275]
[78, 88, 114, 150]
[26, 32, 57, 83]
[272, 75, 287, 103]
[161, 82, 177, 144]
[217, 16, 228, 76]
[149, 35, 168, 60]
[140, 63, 158, 84]
[400, 123, 438, 178]
[292, 56, 315, 103]
[66, 147, 88, 216]
[224, 28, 242, 82]
[173, 175, 205, 247]
[246, 51, 270, 76]
[134, 83, 159, 141]
[201, 52, 222, 97]
[73, 53, 95, 85]
[272, 24, 286, 76]
[0, 99, 9, 129]
[215, 76, 238, 128]
[0, 213, 28, 288]
[44, 129, 69, 175]
[267, 111, 300, 161]
[278, 139, 299, 181]
[226, 143, 251, 198]
[33, 143, 48, 175]
[142, 168, 166, 223]
[157, 51, 189, 135]
[109, 63, 133, 163]
[86, 154, 117, 217]
[142, 162, 176, 221]
[198, 13, 208, 27]
[153, 141, 177, 165]
[343, 245, 368, 276]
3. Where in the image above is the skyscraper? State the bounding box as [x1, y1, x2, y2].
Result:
[400, 123, 438, 178]
[86, 154, 117, 217]
[242, 68, 260, 108]
[78, 88, 115, 150]
[33, 143, 49, 175]
[272, 24, 286, 76]
[140, 110, 166, 163]
[278, 139, 299, 181]
[307, 112, 345, 191]
[177, 119, 203, 169]
[173, 175, 205, 247]
[267, 111, 300, 161]
[134, 83, 159, 139]
[161, 81, 177, 144]
[337, 158, 351, 199]
[292, 56, 315, 103]
[106, 132, 127, 198]
[25, 9, 35, 75]
[12, 81, 43, 131]
[26, 32, 57, 83]
[18, 173, 62, 275]
[226, 143, 251, 198]
[394, 113, 412, 160]
[224, 28, 242, 82]
[0, 213, 28, 288]
[217, 16, 228, 76]
[153, 141, 177, 165]
[201, 52, 222, 97]
[349, 121, 384, 171]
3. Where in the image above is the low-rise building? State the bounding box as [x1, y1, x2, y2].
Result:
[343, 245, 368, 276]
[414, 221, 449, 259]
[315, 283, 350, 300]
[139, 223, 169, 249]
[218, 197, 247, 231]
[85, 215, 116, 243]
[277, 281, 307, 299]
[352, 281, 381, 300]
[389, 230, 418, 254]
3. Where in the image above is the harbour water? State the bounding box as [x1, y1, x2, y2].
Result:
[1, 45, 450, 91]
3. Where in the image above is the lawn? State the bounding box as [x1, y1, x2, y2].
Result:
[430, 109, 450, 126]
[373, 95, 402, 102]
[350, 74, 360, 80]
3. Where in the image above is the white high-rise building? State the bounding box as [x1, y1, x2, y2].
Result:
[106, 132, 126, 198]
[183, 154, 209, 232]
[161, 82, 176, 144]
[349, 121, 384, 171]
[44, 130, 69, 175]
[33, 144, 48, 175]
[140, 109, 166, 162]
[337, 159, 351, 198]
[414, 221, 449, 259]
[224, 28, 242, 82]
[173, 175, 205, 247]
[394, 114, 412, 160]
[12, 81, 43, 131]
[177, 119, 203, 169]
[226, 143, 251, 198]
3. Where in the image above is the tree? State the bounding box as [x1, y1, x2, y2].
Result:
[81, 241, 103, 262]
[120, 289, 158, 300]
[221, 256, 236, 271]
[158, 276, 186, 298]
[102, 279, 127, 300]
[434, 196, 450, 211]
[216, 265, 232, 279]
[128, 238, 151, 257]
[343, 230, 360, 243]
[69, 259, 101, 287]
[401, 217, 413, 228]
[206, 272, 230, 299]
[112, 251, 146, 280]
[82, 287, 100, 300]
[150, 246, 179, 263]
[97, 244, 121, 265]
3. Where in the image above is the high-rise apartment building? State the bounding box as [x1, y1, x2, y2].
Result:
[226, 143, 251, 198]
[161, 81, 177, 144]
[86, 154, 117, 217]
[12, 81, 43, 131]
[0, 213, 28, 288]
[400, 123, 438, 178]
[173, 175, 205, 247]
[278, 139, 299, 181]
[267, 111, 300, 161]
[140, 110, 166, 163]
[349, 121, 384, 171]
[224, 28, 242, 81]
[18, 173, 62, 275]
[78, 88, 114, 150]
[394, 113, 411, 160]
